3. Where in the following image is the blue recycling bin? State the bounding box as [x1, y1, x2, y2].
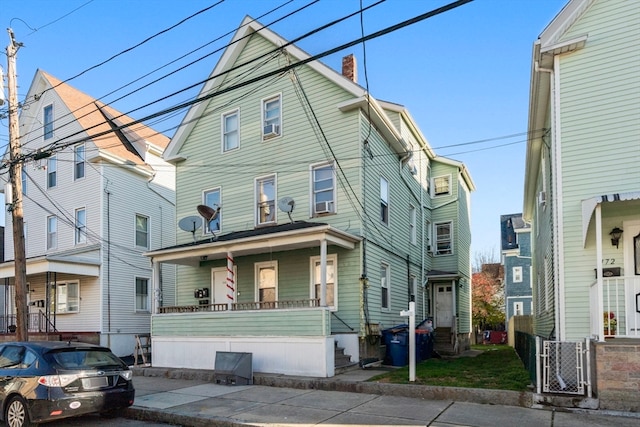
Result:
[382, 325, 409, 366]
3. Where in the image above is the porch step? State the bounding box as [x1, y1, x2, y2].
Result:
[433, 327, 456, 356]
[335, 346, 357, 373]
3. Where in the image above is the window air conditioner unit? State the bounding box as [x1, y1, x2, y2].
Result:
[315, 201, 332, 214]
[538, 191, 546, 205]
[263, 124, 280, 138]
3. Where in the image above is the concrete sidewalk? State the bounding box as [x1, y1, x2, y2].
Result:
[125, 367, 640, 426]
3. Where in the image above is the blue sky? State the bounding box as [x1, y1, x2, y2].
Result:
[0, 0, 567, 257]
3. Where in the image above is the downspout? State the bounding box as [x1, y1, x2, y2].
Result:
[105, 186, 111, 347]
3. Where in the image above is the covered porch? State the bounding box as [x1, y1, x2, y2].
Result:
[145, 221, 361, 377]
[583, 192, 640, 340]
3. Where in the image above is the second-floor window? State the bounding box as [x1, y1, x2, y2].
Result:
[75, 208, 86, 244]
[409, 205, 416, 245]
[435, 221, 452, 255]
[513, 266, 523, 283]
[222, 109, 239, 152]
[203, 188, 221, 233]
[43, 104, 53, 139]
[47, 156, 57, 188]
[135, 214, 149, 249]
[135, 277, 149, 312]
[21, 169, 27, 195]
[256, 175, 276, 225]
[380, 177, 389, 225]
[74, 144, 85, 180]
[312, 163, 335, 215]
[47, 215, 57, 250]
[432, 175, 451, 197]
[262, 94, 281, 140]
[381, 263, 390, 310]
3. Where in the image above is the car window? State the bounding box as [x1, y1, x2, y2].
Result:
[22, 349, 37, 368]
[0, 345, 25, 369]
[49, 349, 126, 369]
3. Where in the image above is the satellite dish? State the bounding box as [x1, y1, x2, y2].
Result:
[197, 204, 220, 238]
[178, 216, 202, 242]
[278, 197, 295, 223]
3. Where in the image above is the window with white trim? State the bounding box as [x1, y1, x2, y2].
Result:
[381, 263, 390, 310]
[135, 277, 150, 312]
[432, 175, 450, 197]
[47, 156, 57, 188]
[409, 205, 416, 244]
[21, 169, 27, 195]
[47, 215, 57, 250]
[75, 208, 86, 245]
[410, 274, 417, 302]
[435, 221, 452, 255]
[222, 109, 239, 152]
[53, 282, 79, 313]
[256, 175, 276, 225]
[513, 266, 523, 283]
[256, 261, 277, 303]
[312, 163, 335, 215]
[135, 214, 149, 249]
[514, 301, 524, 316]
[43, 104, 53, 140]
[310, 255, 337, 309]
[203, 188, 221, 233]
[380, 177, 389, 225]
[262, 94, 281, 140]
[74, 144, 85, 180]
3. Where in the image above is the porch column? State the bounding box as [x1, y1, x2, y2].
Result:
[595, 204, 605, 341]
[226, 252, 235, 310]
[152, 259, 161, 314]
[320, 239, 327, 307]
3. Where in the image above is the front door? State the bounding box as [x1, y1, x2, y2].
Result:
[435, 284, 453, 328]
[623, 219, 640, 336]
[211, 268, 235, 306]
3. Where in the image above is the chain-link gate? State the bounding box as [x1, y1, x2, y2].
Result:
[539, 338, 591, 396]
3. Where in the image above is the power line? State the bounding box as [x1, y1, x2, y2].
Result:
[8, 0, 474, 170]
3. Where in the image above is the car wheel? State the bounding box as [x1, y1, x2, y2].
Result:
[5, 396, 35, 427]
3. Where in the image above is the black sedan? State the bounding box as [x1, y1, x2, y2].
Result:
[0, 341, 135, 427]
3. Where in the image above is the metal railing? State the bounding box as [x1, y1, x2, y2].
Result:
[589, 275, 640, 339]
[158, 298, 321, 314]
[0, 311, 58, 334]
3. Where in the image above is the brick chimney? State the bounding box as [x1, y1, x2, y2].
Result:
[342, 54, 357, 83]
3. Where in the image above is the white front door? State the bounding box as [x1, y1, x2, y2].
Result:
[211, 267, 234, 305]
[435, 284, 453, 328]
[623, 219, 640, 336]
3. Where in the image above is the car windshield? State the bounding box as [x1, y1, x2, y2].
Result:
[48, 348, 126, 370]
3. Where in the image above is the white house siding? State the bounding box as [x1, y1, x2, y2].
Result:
[99, 163, 175, 355]
[554, 0, 640, 340]
[456, 181, 472, 334]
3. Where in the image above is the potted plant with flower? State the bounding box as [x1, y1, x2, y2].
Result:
[604, 311, 617, 336]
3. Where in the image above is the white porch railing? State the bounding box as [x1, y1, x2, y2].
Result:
[590, 275, 640, 339]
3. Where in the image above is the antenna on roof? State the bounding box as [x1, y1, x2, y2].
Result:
[278, 197, 295, 223]
[178, 216, 203, 242]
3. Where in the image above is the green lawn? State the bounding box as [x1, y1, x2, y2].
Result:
[368, 345, 532, 391]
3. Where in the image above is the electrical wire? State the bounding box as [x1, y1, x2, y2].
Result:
[6, 0, 473, 170]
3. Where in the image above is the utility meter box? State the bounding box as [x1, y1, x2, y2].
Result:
[214, 351, 253, 385]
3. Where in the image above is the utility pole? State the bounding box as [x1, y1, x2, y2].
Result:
[6, 28, 29, 341]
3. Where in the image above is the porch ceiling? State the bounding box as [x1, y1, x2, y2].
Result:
[0, 254, 101, 279]
[581, 191, 640, 247]
[146, 221, 361, 266]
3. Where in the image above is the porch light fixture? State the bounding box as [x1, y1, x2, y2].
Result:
[609, 227, 623, 248]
